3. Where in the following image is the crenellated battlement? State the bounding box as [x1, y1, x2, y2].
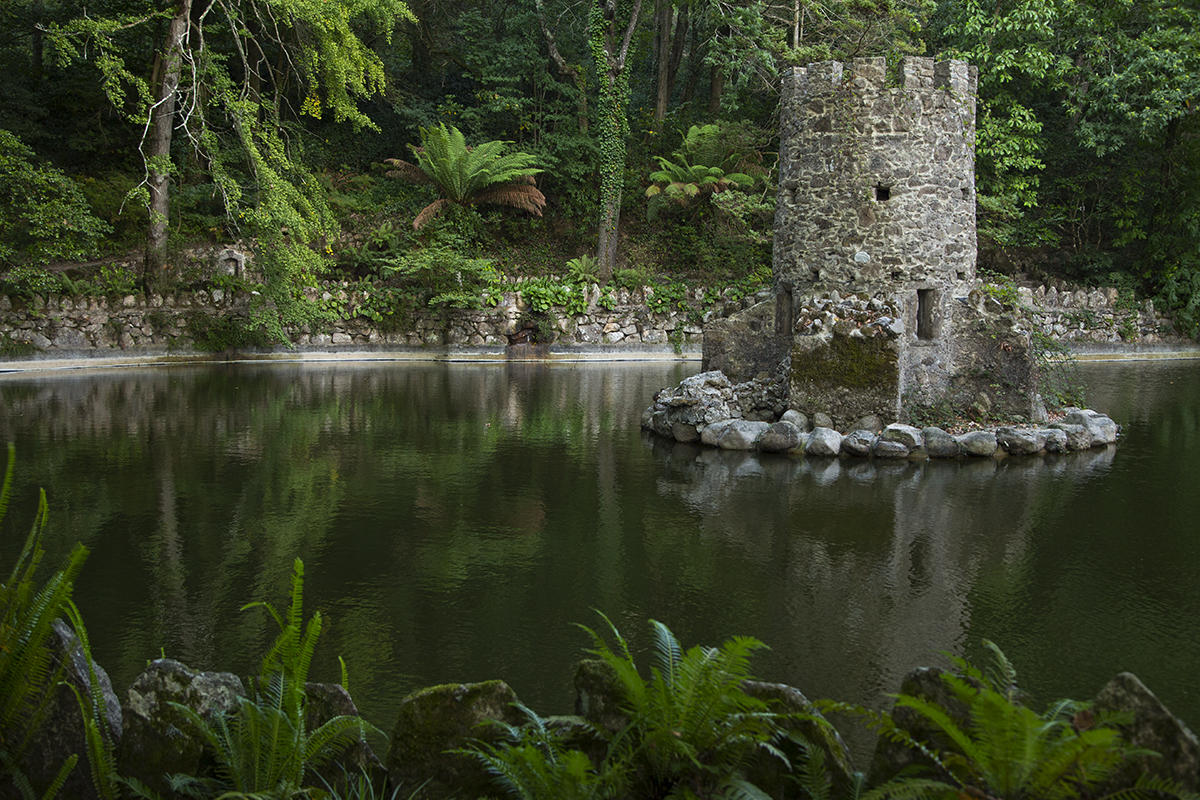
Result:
[766, 56, 1021, 422]
[787, 56, 977, 99]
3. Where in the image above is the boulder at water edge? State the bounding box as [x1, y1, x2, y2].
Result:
[806, 427, 843, 456]
[880, 424, 923, 450]
[868, 667, 969, 785]
[872, 439, 909, 458]
[18, 620, 123, 800]
[1093, 672, 1200, 793]
[957, 430, 998, 456]
[922, 427, 960, 458]
[717, 419, 770, 450]
[119, 658, 244, 796]
[305, 682, 385, 785]
[387, 680, 526, 798]
[841, 430, 875, 457]
[758, 421, 805, 453]
[741, 681, 856, 798]
[1062, 408, 1120, 445]
[996, 426, 1045, 455]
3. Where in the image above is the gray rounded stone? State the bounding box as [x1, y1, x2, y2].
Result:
[841, 430, 876, 457]
[671, 422, 699, 443]
[120, 659, 245, 796]
[1040, 428, 1069, 453]
[805, 427, 843, 457]
[996, 426, 1046, 455]
[921, 427, 960, 458]
[1049, 422, 1092, 450]
[700, 419, 738, 447]
[872, 439, 909, 459]
[717, 420, 770, 450]
[780, 409, 810, 431]
[1093, 672, 1200, 793]
[881, 423, 923, 449]
[758, 421, 804, 453]
[813, 412, 835, 430]
[850, 414, 884, 433]
[957, 430, 998, 456]
[1063, 408, 1119, 445]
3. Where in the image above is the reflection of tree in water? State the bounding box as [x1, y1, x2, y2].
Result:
[0, 362, 692, 727]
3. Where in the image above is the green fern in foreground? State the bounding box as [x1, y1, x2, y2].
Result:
[824, 641, 1168, 800]
[579, 613, 788, 799]
[0, 443, 88, 799]
[172, 558, 377, 797]
[463, 702, 620, 800]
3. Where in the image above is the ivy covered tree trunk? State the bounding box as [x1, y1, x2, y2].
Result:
[590, 0, 642, 280]
[145, 0, 192, 279]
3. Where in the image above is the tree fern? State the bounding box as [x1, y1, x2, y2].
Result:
[384, 123, 546, 228]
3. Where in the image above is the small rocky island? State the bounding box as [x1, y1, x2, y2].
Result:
[643, 369, 1119, 458]
[645, 56, 1122, 455]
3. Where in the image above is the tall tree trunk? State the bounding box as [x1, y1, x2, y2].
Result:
[653, 0, 671, 122]
[667, 6, 688, 99]
[145, 0, 192, 280]
[30, 1, 44, 83]
[681, 22, 700, 103]
[591, 0, 644, 280]
[708, 63, 724, 115]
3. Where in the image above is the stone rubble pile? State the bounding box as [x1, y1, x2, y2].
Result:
[642, 370, 1119, 458]
[790, 291, 906, 339]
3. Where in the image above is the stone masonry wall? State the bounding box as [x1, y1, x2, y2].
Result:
[773, 57, 977, 292]
[1018, 284, 1178, 345]
[0, 285, 774, 357]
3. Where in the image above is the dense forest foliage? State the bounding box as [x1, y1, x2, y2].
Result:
[1, 0, 1198, 336]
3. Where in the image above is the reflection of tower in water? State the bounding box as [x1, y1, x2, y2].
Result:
[648, 442, 1117, 731]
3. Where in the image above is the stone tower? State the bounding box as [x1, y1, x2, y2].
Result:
[705, 56, 1038, 427]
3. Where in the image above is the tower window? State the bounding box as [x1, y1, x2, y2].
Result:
[917, 289, 937, 340]
[874, 184, 891, 201]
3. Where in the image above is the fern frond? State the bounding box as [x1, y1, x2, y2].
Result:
[794, 738, 830, 800]
[859, 776, 961, 800]
[303, 714, 373, 771]
[471, 184, 546, 216]
[382, 159, 429, 183]
[413, 198, 451, 229]
[718, 775, 772, 800]
[981, 639, 1019, 699]
[649, 619, 682, 688]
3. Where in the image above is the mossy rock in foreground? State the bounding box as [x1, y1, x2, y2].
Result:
[386, 679, 525, 798]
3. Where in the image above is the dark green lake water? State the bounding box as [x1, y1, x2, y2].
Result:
[1, 359, 1198, 751]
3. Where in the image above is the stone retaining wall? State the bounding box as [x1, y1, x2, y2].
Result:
[1020, 284, 1178, 344]
[0, 285, 773, 357]
[0, 281, 1186, 359]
